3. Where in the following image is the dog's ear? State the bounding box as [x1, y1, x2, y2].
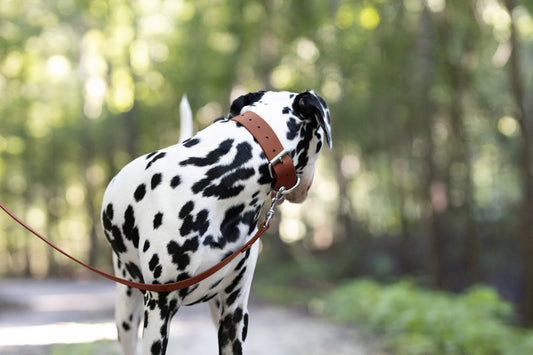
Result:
[293, 90, 332, 149]
[229, 91, 266, 118]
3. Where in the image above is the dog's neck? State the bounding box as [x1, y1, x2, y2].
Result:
[231, 111, 298, 192]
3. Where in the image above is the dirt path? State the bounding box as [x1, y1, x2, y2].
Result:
[0, 279, 378, 354]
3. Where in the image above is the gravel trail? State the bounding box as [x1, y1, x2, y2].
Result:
[0, 279, 378, 354]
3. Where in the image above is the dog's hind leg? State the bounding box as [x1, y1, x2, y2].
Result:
[115, 283, 143, 355]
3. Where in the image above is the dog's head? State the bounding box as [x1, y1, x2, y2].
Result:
[229, 90, 332, 203]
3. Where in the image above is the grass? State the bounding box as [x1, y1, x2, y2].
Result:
[50, 340, 121, 355]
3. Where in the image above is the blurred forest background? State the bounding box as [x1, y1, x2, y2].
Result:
[2, 0, 533, 340]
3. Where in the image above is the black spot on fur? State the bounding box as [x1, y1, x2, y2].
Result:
[106, 203, 114, 220]
[144, 310, 149, 328]
[257, 163, 272, 185]
[226, 289, 241, 306]
[102, 205, 113, 231]
[220, 204, 245, 246]
[225, 268, 247, 295]
[192, 142, 254, 199]
[243, 313, 249, 341]
[170, 175, 181, 188]
[294, 123, 315, 172]
[182, 137, 200, 148]
[192, 210, 210, 235]
[169, 299, 178, 315]
[286, 117, 299, 141]
[146, 152, 166, 170]
[125, 262, 144, 283]
[149, 254, 162, 279]
[243, 209, 257, 235]
[123, 205, 140, 248]
[153, 212, 163, 230]
[203, 235, 222, 249]
[154, 266, 162, 279]
[149, 254, 159, 271]
[249, 191, 260, 207]
[107, 225, 127, 253]
[228, 91, 265, 118]
[234, 308, 243, 322]
[187, 293, 217, 306]
[316, 140, 323, 153]
[151, 173, 162, 190]
[233, 340, 243, 354]
[218, 314, 235, 348]
[179, 201, 194, 219]
[180, 139, 233, 167]
[200, 168, 254, 199]
[122, 321, 130, 331]
[234, 249, 250, 271]
[167, 237, 200, 270]
[134, 184, 146, 202]
[210, 278, 224, 289]
[143, 240, 151, 252]
[174, 272, 198, 299]
[151, 340, 162, 355]
[146, 151, 158, 159]
[178, 201, 210, 236]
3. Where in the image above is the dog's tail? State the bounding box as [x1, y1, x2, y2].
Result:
[179, 94, 193, 143]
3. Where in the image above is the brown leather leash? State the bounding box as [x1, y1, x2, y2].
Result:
[0, 111, 298, 292]
[0, 199, 273, 292]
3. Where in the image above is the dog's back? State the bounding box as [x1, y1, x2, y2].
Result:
[101, 119, 269, 301]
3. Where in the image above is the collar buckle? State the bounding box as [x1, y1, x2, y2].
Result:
[268, 149, 289, 179]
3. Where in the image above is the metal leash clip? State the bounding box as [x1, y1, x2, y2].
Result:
[264, 186, 286, 228]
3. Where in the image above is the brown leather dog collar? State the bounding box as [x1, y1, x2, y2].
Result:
[231, 111, 298, 191]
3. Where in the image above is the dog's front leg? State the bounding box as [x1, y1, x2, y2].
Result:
[141, 291, 178, 355]
[216, 294, 251, 355]
[215, 247, 258, 355]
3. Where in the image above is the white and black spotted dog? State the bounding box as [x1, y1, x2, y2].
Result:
[101, 90, 332, 355]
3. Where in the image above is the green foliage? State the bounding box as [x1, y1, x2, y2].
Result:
[50, 340, 120, 355]
[325, 280, 533, 355]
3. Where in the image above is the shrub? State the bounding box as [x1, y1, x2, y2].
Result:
[325, 279, 533, 355]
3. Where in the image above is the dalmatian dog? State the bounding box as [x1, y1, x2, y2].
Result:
[100, 90, 332, 355]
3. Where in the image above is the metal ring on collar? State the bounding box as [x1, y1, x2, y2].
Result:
[275, 176, 300, 195]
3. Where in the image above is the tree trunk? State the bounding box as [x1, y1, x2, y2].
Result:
[436, 2, 480, 286]
[417, 6, 447, 288]
[505, 0, 533, 326]
[332, 149, 366, 275]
